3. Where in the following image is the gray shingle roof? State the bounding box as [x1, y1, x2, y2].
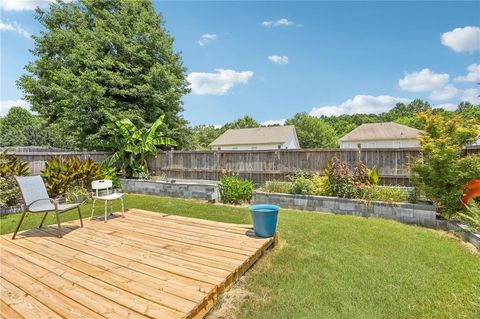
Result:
[339, 122, 423, 142]
[209, 125, 296, 146]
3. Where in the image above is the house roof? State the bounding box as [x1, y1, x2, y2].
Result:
[339, 122, 423, 142]
[209, 125, 297, 146]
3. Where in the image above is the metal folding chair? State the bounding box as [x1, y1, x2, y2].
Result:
[13, 175, 83, 239]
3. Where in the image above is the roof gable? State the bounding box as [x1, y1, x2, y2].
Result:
[339, 122, 423, 142]
[210, 125, 296, 146]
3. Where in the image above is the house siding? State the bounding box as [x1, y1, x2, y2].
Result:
[214, 143, 284, 151]
[340, 138, 419, 149]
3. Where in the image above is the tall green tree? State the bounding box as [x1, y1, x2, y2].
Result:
[0, 107, 52, 147]
[18, 0, 190, 149]
[190, 125, 222, 150]
[285, 112, 338, 148]
[221, 115, 260, 131]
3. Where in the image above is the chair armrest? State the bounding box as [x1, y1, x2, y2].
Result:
[26, 198, 58, 211]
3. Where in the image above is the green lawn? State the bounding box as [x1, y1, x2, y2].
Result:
[1, 194, 479, 318]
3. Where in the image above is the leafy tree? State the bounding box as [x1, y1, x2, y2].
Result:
[285, 112, 338, 148]
[456, 102, 480, 122]
[108, 115, 176, 178]
[0, 107, 52, 147]
[18, 0, 190, 149]
[410, 112, 480, 219]
[190, 125, 222, 150]
[221, 115, 260, 131]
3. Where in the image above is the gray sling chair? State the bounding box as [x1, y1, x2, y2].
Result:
[12, 175, 83, 239]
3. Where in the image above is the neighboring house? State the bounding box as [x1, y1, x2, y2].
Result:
[209, 125, 300, 150]
[339, 122, 423, 149]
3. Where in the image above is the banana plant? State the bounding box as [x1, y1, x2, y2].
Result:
[108, 115, 176, 179]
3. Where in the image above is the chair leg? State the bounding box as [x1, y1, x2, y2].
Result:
[110, 200, 113, 216]
[54, 210, 62, 238]
[90, 199, 96, 220]
[39, 212, 48, 228]
[78, 206, 84, 228]
[120, 198, 125, 217]
[104, 200, 108, 222]
[12, 210, 27, 240]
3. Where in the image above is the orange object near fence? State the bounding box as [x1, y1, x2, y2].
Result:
[461, 179, 480, 208]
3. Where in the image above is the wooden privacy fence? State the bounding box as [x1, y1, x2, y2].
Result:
[5, 146, 479, 185]
[147, 148, 426, 186]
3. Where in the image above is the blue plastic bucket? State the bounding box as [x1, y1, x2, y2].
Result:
[249, 204, 280, 237]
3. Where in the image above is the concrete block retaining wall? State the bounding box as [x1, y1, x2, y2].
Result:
[120, 179, 219, 202]
[253, 191, 437, 227]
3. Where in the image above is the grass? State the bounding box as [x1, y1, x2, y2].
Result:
[1, 194, 479, 318]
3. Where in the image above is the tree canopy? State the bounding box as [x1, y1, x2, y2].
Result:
[285, 112, 338, 148]
[0, 107, 51, 147]
[18, 0, 190, 149]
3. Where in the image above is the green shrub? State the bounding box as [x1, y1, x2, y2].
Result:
[410, 112, 480, 218]
[353, 161, 379, 186]
[324, 158, 356, 198]
[325, 158, 380, 199]
[0, 176, 21, 208]
[0, 151, 29, 208]
[41, 156, 115, 199]
[220, 173, 253, 205]
[289, 175, 315, 195]
[312, 174, 330, 196]
[261, 180, 292, 194]
[361, 185, 410, 203]
[0, 150, 29, 177]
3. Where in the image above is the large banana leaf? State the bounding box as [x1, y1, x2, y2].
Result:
[109, 115, 176, 178]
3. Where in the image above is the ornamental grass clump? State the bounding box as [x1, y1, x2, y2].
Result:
[261, 180, 293, 194]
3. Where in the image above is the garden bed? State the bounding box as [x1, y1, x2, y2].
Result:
[120, 178, 220, 202]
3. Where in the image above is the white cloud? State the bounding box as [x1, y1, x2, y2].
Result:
[197, 33, 217, 46]
[309, 95, 411, 117]
[261, 119, 286, 126]
[261, 18, 300, 28]
[0, 0, 55, 11]
[187, 69, 254, 95]
[433, 103, 458, 111]
[268, 55, 288, 65]
[441, 26, 480, 53]
[454, 63, 480, 82]
[461, 88, 480, 104]
[429, 85, 459, 101]
[0, 20, 30, 38]
[398, 68, 449, 92]
[0, 99, 31, 116]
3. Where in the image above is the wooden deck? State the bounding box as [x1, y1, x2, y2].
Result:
[0, 209, 275, 319]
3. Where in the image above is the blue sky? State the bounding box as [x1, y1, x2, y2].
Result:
[1, 1, 479, 126]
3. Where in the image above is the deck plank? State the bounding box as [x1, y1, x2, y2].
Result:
[112, 214, 261, 252]
[0, 208, 275, 319]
